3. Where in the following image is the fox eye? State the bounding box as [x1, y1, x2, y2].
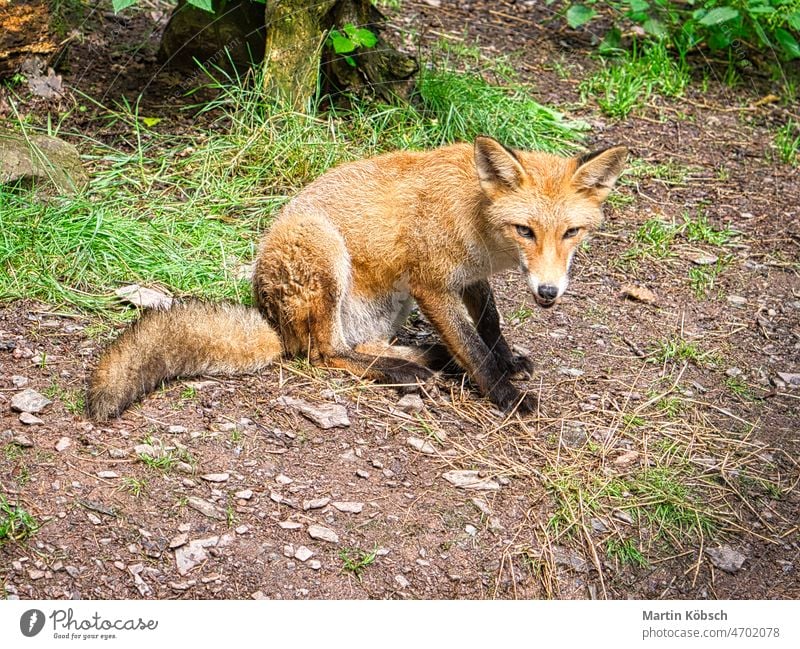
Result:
[516, 225, 535, 239]
[563, 227, 581, 239]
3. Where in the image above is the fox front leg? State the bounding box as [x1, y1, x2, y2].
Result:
[462, 281, 533, 378]
[413, 287, 536, 415]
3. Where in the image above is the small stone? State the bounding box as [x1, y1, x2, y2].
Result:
[169, 581, 195, 591]
[395, 574, 411, 589]
[465, 524, 478, 536]
[235, 525, 249, 535]
[395, 393, 425, 414]
[308, 525, 339, 544]
[590, 518, 608, 533]
[278, 520, 303, 530]
[614, 451, 639, 465]
[87, 513, 102, 525]
[10, 389, 52, 414]
[283, 545, 295, 558]
[186, 496, 225, 521]
[276, 474, 293, 485]
[28, 569, 46, 580]
[776, 372, 800, 387]
[12, 434, 33, 448]
[613, 510, 634, 525]
[332, 501, 363, 514]
[174, 534, 233, 576]
[727, 295, 747, 306]
[442, 470, 500, 491]
[558, 367, 585, 378]
[356, 469, 370, 479]
[11, 375, 29, 388]
[691, 254, 719, 266]
[169, 533, 188, 549]
[115, 284, 173, 309]
[19, 412, 44, 426]
[251, 590, 267, 599]
[55, 439, 71, 453]
[339, 449, 359, 463]
[235, 489, 253, 500]
[294, 546, 314, 562]
[277, 396, 350, 429]
[621, 284, 657, 304]
[309, 560, 322, 570]
[133, 444, 157, 457]
[201, 473, 229, 483]
[97, 471, 119, 479]
[168, 425, 188, 434]
[108, 448, 126, 459]
[552, 546, 589, 573]
[407, 436, 437, 455]
[725, 367, 743, 377]
[303, 497, 331, 511]
[705, 546, 747, 573]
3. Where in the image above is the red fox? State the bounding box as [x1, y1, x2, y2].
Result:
[86, 137, 627, 420]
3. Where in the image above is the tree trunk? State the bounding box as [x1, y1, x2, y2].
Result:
[263, 0, 418, 109]
[0, 0, 58, 80]
[262, 0, 337, 110]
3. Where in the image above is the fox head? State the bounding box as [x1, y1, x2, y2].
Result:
[475, 136, 627, 308]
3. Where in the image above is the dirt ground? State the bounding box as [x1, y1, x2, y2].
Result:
[1, 0, 798, 600]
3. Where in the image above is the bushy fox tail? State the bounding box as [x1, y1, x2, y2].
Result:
[86, 301, 282, 421]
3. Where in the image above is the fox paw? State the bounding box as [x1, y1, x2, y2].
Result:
[491, 385, 537, 416]
[499, 353, 533, 379]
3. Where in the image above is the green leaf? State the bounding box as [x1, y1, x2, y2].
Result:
[627, 0, 650, 14]
[330, 31, 356, 54]
[787, 12, 800, 32]
[643, 18, 667, 38]
[141, 117, 162, 128]
[112, 0, 137, 11]
[345, 55, 357, 67]
[343, 24, 378, 48]
[775, 28, 800, 59]
[698, 7, 740, 26]
[566, 5, 596, 29]
[187, 0, 215, 12]
[354, 27, 378, 48]
[598, 27, 623, 54]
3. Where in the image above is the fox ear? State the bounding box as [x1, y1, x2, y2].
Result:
[572, 145, 628, 201]
[474, 136, 526, 198]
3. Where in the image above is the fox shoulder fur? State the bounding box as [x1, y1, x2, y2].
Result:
[86, 136, 627, 420]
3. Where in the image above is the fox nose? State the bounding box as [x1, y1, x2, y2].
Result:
[538, 284, 559, 301]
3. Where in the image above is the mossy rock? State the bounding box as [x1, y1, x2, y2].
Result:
[0, 129, 87, 195]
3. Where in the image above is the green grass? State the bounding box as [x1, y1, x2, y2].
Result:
[0, 494, 39, 543]
[120, 477, 147, 497]
[725, 375, 758, 401]
[339, 546, 378, 579]
[688, 257, 730, 299]
[651, 336, 719, 367]
[682, 213, 737, 246]
[0, 52, 586, 316]
[580, 41, 690, 118]
[605, 538, 648, 568]
[619, 211, 737, 269]
[775, 120, 799, 166]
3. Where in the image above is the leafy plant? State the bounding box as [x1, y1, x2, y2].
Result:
[328, 24, 379, 67]
[339, 546, 378, 579]
[561, 0, 800, 61]
[775, 119, 800, 165]
[0, 494, 39, 543]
